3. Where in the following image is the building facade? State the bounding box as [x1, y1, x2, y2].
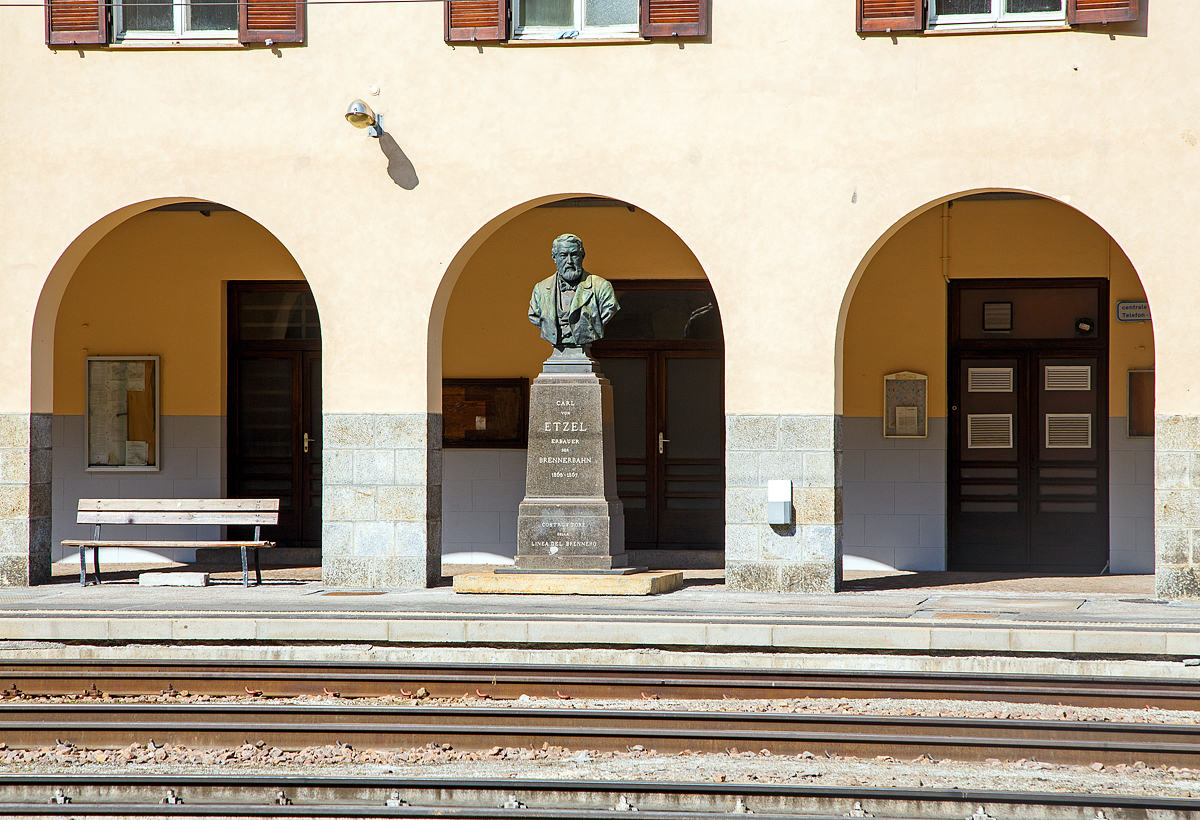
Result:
[3, 0, 1196, 596]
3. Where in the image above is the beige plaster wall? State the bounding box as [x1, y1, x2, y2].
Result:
[53, 210, 304, 416]
[443, 204, 706, 384]
[1, 1, 1197, 418]
[842, 198, 1154, 419]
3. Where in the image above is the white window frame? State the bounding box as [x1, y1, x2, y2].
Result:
[512, 0, 640, 40]
[113, 0, 238, 42]
[927, 0, 1066, 31]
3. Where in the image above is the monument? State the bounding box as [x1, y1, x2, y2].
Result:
[500, 233, 638, 574]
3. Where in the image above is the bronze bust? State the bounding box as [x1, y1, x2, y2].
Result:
[528, 234, 619, 350]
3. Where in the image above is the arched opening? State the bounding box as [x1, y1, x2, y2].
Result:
[43, 201, 320, 569]
[439, 196, 724, 570]
[839, 192, 1154, 578]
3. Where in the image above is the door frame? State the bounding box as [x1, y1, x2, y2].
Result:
[591, 279, 725, 552]
[227, 281, 322, 548]
[947, 277, 1110, 572]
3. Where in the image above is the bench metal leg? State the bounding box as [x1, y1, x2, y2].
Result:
[241, 545, 250, 588]
[80, 525, 102, 587]
[254, 548, 262, 586]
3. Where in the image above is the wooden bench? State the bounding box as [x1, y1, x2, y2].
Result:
[62, 499, 280, 588]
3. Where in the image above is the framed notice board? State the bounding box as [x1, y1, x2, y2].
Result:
[85, 356, 160, 471]
[884, 371, 928, 438]
[442, 378, 529, 448]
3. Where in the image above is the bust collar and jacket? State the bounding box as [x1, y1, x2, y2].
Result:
[528, 272, 619, 348]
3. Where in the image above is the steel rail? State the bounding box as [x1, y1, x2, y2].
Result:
[2, 660, 1198, 708]
[1, 703, 1198, 766]
[0, 775, 1197, 819]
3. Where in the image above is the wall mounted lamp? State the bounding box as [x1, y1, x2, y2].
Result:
[346, 99, 382, 137]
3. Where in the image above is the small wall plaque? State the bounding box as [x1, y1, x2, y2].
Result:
[1117, 301, 1151, 322]
[884, 371, 928, 439]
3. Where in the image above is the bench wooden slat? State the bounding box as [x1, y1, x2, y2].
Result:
[77, 498, 279, 512]
[77, 512, 278, 525]
[62, 540, 274, 548]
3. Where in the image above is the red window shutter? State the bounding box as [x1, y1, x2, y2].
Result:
[1067, 0, 1138, 24]
[445, 0, 508, 42]
[45, 0, 107, 45]
[240, 0, 306, 43]
[640, 0, 709, 38]
[857, 0, 923, 33]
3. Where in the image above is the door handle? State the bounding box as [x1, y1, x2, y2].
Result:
[658, 432, 670, 454]
[304, 432, 315, 453]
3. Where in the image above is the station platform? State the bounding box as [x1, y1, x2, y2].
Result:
[0, 565, 1196, 679]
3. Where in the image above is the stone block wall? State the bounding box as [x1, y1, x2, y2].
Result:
[1155, 415, 1200, 598]
[725, 414, 841, 593]
[322, 413, 442, 588]
[0, 414, 51, 586]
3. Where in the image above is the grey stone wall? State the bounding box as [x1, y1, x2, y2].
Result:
[843, 417, 947, 571]
[725, 414, 841, 593]
[1155, 415, 1200, 598]
[52, 415, 224, 563]
[0, 414, 52, 586]
[322, 413, 442, 588]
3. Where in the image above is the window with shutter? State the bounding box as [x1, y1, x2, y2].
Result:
[1067, 0, 1137, 24]
[640, 0, 708, 38]
[46, 0, 108, 45]
[240, 0, 306, 43]
[928, 0, 1066, 30]
[857, 0, 923, 33]
[445, 0, 509, 42]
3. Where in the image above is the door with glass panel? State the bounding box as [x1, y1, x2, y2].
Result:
[228, 283, 322, 550]
[592, 281, 724, 554]
[948, 280, 1108, 572]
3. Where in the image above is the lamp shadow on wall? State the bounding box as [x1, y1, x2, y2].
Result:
[379, 131, 419, 190]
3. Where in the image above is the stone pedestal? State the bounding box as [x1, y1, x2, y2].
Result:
[508, 348, 631, 573]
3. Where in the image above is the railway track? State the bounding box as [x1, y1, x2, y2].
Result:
[0, 775, 1194, 819]
[3, 660, 1199, 708]
[1, 702, 1198, 766]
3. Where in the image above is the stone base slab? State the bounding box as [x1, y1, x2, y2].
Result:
[452, 570, 682, 596]
[138, 572, 209, 587]
[495, 566, 647, 575]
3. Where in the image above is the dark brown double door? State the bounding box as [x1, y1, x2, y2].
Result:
[228, 283, 322, 549]
[592, 281, 724, 553]
[948, 279, 1108, 572]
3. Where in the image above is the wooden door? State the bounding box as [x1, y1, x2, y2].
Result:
[592, 280, 724, 554]
[228, 283, 322, 549]
[948, 280, 1108, 572]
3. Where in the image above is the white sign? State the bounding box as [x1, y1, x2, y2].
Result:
[1117, 301, 1151, 322]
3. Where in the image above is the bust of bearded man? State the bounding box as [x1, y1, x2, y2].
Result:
[527, 234, 620, 351]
